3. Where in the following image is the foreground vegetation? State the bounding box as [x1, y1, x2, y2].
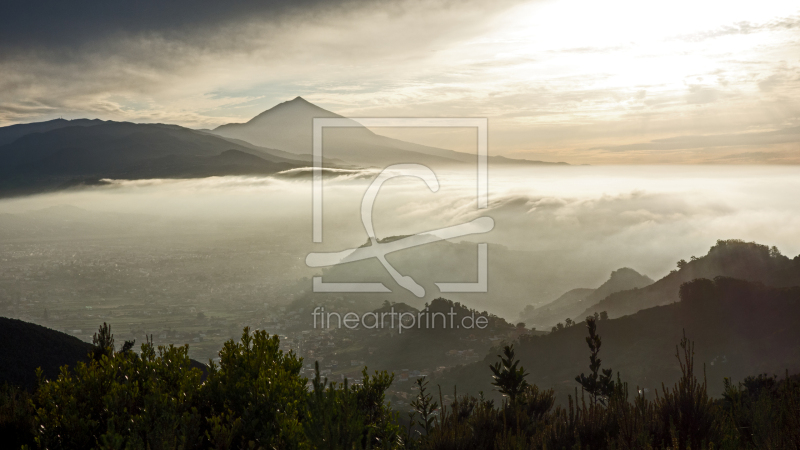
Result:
[1, 315, 799, 449]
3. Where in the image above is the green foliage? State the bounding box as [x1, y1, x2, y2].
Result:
[33, 336, 204, 449]
[4, 320, 800, 449]
[722, 372, 800, 448]
[575, 317, 615, 406]
[305, 362, 401, 449]
[489, 345, 529, 405]
[418, 330, 796, 449]
[90, 321, 115, 361]
[201, 328, 308, 449]
[0, 383, 36, 448]
[306, 361, 365, 449]
[409, 377, 438, 436]
[19, 323, 404, 450]
[651, 332, 730, 449]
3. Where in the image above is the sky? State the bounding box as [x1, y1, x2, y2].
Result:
[1, 0, 799, 164]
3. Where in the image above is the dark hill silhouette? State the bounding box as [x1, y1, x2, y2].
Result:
[212, 96, 569, 167]
[577, 240, 800, 320]
[0, 121, 306, 197]
[0, 317, 92, 391]
[0, 317, 208, 391]
[519, 267, 653, 328]
[0, 118, 103, 146]
[360, 298, 515, 371]
[436, 276, 800, 403]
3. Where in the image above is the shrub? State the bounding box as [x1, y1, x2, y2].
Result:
[5, 322, 800, 449]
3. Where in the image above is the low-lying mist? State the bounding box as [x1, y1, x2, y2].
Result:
[1, 165, 799, 320]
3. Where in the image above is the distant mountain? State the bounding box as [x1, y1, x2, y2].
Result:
[0, 118, 103, 146]
[437, 276, 800, 402]
[0, 121, 306, 196]
[519, 268, 654, 328]
[584, 267, 655, 304]
[211, 97, 568, 168]
[577, 240, 800, 320]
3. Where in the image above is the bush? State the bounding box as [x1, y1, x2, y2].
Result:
[33, 338, 204, 449]
[25, 325, 402, 450]
[4, 322, 800, 449]
[0, 383, 36, 448]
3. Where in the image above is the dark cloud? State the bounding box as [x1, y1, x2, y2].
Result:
[0, 0, 374, 55]
[591, 126, 800, 152]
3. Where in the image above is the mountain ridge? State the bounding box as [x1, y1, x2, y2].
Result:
[519, 267, 653, 328]
[0, 121, 305, 197]
[437, 275, 800, 403]
[211, 96, 569, 167]
[577, 240, 800, 320]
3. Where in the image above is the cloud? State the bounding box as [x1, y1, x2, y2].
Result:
[591, 126, 800, 152]
[1, 0, 799, 164]
[0, 0, 524, 127]
[685, 85, 721, 104]
[4, 166, 800, 316]
[673, 15, 800, 43]
[706, 150, 800, 164]
[0, 0, 364, 54]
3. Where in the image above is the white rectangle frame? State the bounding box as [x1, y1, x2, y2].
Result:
[312, 117, 488, 243]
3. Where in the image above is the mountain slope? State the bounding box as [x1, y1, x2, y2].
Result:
[0, 118, 103, 146]
[0, 317, 208, 391]
[577, 240, 800, 320]
[584, 267, 655, 304]
[213, 97, 359, 155]
[437, 276, 800, 403]
[287, 297, 516, 375]
[0, 121, 304, 196]
[212, 97, 568, 167]
[519, 268, 653, 328]
[0, 317, 93, 390]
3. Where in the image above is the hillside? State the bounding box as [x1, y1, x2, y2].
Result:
[0, 317, 208, 391]
[0, 317, 93, 390]
[280, 296, 517, 385]
[0, 118, 103, 146]
[337, 298, 515, 373]
[0, 121, 304, 196]
[577, 240, 800, 320]
[436, 276, 800, 403]
[519, 267, 653, 328]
